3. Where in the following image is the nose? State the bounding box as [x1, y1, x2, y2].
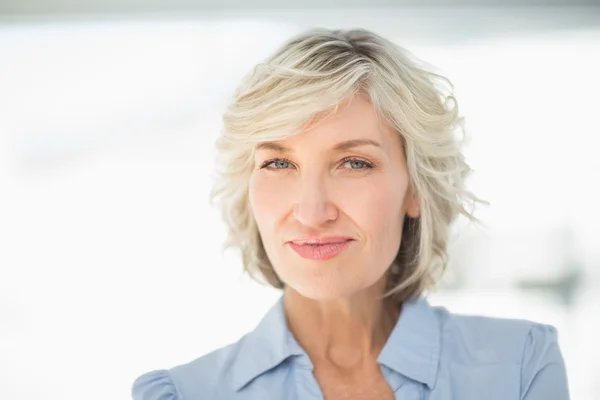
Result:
[293, 173, 338, 228]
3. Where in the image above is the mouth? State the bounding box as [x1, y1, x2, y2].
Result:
[287, 237, 355, 261]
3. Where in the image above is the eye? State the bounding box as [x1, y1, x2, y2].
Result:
[260, 158, 292, 170]
[342, 158, 373, 170]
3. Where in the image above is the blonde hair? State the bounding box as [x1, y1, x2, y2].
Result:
[210, 28, 483, 303]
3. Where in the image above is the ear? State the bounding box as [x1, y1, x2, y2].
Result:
[405, 194, 420, 219]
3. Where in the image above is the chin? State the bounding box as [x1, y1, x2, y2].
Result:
[292, 286, 356, 301]
[284, 273, 366, 301]
[274, 256, 380, 300]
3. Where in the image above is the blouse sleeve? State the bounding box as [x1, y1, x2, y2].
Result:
[131, 370, 179, 400]
[520, 323, 570, 400]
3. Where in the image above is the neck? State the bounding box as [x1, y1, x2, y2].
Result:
[283, 277, 400, 370]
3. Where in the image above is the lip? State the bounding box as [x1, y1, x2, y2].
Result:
[289, 236, 354, 245]
[287, 236, 354, 261]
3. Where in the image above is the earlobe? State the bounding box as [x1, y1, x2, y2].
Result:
[406, 196, 420, 218]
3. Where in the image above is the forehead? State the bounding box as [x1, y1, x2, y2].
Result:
[262, 93, 401, 151]
[303, 94, 389, 142]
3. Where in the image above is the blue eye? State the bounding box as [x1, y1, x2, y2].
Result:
[260, 158, 373, 171]
[261, 158, 292, 169]
[272, 160, 290, 169]
[343, 159, 372, 169]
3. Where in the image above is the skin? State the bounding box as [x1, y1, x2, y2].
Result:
[248, 93, 420, 398]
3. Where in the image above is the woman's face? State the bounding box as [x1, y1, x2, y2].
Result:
[248, 94, 419, 300]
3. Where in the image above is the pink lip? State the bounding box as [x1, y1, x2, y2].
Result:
[287, 236, 354, 261]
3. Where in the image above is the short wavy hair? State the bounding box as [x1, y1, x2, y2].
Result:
[210, 28, 483, 303]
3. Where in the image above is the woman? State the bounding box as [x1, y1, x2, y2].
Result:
[132, 28, 569, 399]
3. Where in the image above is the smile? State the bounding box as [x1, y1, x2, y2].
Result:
[287, 238, 354, 261]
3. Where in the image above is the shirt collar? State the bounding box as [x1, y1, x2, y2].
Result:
[377, 295, 441, 389]
[232, 296, 304, 391]
[232, 294, 441, 391]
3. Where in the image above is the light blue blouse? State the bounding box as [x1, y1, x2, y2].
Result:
[132, 296, 570, 399]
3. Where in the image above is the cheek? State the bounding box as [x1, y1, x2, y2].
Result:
[248, 174, 291, 230]
[338, 178, 406, 236]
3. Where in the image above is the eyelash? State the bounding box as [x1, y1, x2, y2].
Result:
[259, 157, 375, 171]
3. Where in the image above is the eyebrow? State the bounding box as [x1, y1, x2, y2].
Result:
[255, 138, 382, 153]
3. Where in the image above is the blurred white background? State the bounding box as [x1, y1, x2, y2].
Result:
[1, 2, 599, 399]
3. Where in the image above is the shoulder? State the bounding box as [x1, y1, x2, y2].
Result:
[433, 306, 569, 399]
[434, 306, 536, 361]
[131, 339, 246, 400]
[131, 298, 293, 400]
[434, 305, 561, 363]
